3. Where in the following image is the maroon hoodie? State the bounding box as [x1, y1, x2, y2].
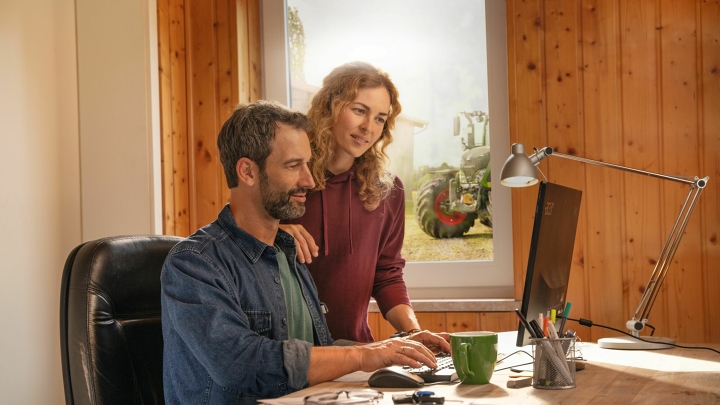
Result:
[283, 166, 411, 342]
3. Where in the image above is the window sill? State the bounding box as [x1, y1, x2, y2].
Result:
[368, 299, 521, 313]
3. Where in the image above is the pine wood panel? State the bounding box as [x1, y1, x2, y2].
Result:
[506, 0, 548, 305]
[158, 0, 191, 236]
[446, 312, 478, 333]
[659, 0, 705, 343]
[159, 0, 244, 235]
[508, 0, 719, 343]
[618, 0, 668, 341]
[368, 312, 517, 341]
[543, 0, 589, 334]
[170, 0, 191, 237]
[700, 0, 720, 343]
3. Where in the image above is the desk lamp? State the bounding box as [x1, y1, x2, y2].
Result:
[500, 143, 709, 350]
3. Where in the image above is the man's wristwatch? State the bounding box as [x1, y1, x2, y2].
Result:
[389, 329, 422, 338]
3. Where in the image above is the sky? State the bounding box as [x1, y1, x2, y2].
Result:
[287, 0, 489, 168]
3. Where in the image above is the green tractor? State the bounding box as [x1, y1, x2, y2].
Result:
[414, 111, 492, 238]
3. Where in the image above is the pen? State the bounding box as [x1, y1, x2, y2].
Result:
[514, 308, 538, 338]
[559, 302, 572, 335]
[542, 315, 549, 337]
[550, 309, 557, 324]
[529, 319, 545, 338]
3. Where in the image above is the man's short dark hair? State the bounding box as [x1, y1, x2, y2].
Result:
[218, 101, 312, 188]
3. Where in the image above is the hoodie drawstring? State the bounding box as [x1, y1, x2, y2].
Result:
[320, 170, 355, 256]
[321, 188, 329, 256]
[348, 171, 354, 254]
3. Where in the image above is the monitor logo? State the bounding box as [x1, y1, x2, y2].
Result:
[544, 202, 554, 216]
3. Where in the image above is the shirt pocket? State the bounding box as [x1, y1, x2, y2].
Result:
[243, 310, 271, 334]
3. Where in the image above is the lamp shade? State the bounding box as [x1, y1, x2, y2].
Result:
[500, 143, 539, 187]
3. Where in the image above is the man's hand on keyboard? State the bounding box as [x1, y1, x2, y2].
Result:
[355, 338, 438, 372]
[405, 330, 451, 355]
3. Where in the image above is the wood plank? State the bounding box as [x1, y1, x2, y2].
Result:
[236, 0, 250, 104]
[618, 0, 668, 336]
[376, 316, 396, 341]
[416, 313, 445, 334]
[659, 0, 705, 343]
[215, 0, 235, 207]
[700, 0, 720, 343]
[188, 0, 221, 229]
[366, 312, 380, 341]
[158, 0, 174, 235]
[507, 0, 546, 303]
[171, 0, 190, 236]
[478, 312, 518, 333]
[445, 313, 478, 333]
[247, 0, 262, 101]
[581, 0, 625, 342]
[543, 0, 588, 337]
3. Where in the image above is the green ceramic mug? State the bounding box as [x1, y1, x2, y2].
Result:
[450, 331, 498, 384]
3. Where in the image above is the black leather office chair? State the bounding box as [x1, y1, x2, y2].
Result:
[60, 235, 182, 405]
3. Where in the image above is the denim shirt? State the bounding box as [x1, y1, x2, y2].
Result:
[161, 205, 334, 405]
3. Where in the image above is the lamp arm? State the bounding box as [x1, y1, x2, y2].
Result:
[533, 147, 710, 336]
[549, 150, 698, 186]
[635, 184, 705, 326]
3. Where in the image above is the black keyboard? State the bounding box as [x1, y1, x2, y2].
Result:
[405, 355, 457, 383]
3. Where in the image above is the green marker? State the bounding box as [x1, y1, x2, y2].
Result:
[559, 302, 572, 335]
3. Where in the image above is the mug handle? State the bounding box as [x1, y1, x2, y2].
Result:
[458, 342, 475, 378]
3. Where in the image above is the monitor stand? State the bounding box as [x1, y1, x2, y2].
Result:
[598, 335, 675, 350]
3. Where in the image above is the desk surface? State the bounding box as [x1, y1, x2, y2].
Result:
[276, 333, 720, 405]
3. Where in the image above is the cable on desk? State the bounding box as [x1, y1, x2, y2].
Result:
[497, 350, 534, 364]
[566, 317, 720, 355]
[495, 361, 533, 372]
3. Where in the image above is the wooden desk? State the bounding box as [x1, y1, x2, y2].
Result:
[276, 337, 720, 405]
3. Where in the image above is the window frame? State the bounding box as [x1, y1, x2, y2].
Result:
[259, 0, 514, 299]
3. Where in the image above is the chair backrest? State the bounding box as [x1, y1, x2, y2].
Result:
[60, 235, 182, 405]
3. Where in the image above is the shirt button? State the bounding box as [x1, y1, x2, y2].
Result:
[274, 277, 280, 284]
[282, 317, 287, 325]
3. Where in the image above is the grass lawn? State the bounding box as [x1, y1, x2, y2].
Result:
[402, 198, 494, 262]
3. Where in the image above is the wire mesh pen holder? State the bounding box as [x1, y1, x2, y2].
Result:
[531, 337, 576, 389]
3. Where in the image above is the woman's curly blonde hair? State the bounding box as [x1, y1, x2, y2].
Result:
[307, 61, 402, 211]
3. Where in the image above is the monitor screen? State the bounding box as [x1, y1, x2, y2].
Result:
[516, 181, 582, 346]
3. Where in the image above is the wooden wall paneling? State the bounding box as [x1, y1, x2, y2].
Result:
[507, 0, 547, 302]
[416, 313, 446, 335]
[236, 0, 251, 103]
[542, 0, 589, 338]
[376, 316, 397, 341]
[478, 312, 518, 333]
[445, 313, 479, 333]
[618, 0, 668, 337]
[366, 312, 380, 341]
[215, 0, 238, 206]
[187, 0, 218, 230]
[170, 0, 191, 237]
[580, 0, 626, 342]
[247, 0, 262, 101]
[158, 0, 174, 234]
[659, 0, 705, 342]
[700, 0, 720, 343]
[159, 0, 191, 237]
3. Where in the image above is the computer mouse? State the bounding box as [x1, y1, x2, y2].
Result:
[367, 366, 425, 388]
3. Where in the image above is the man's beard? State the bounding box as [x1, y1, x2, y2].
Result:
[259, 169, 309, 220]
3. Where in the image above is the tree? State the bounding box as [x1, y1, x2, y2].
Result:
[287, 7, 306, 81]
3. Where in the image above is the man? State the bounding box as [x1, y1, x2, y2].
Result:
[161, 101, 450, 404]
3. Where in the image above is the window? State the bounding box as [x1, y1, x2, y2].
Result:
[261, 0, 512, 298]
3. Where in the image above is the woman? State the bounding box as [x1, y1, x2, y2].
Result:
[281, 61, 423, 343]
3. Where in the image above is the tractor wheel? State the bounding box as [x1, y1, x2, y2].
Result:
[479, 190, 493, 228]
[414, 177, 477, 238]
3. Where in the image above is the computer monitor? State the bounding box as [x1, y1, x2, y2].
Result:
[516, 181, 582, 346]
